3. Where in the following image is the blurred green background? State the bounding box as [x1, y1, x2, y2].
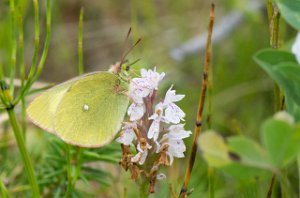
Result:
[0, 0, 297, 197]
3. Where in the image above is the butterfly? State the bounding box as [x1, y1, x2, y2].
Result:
[27, 29, 140, 148]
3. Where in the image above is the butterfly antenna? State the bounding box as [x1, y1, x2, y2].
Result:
[120, 27, 132, 62]
[120, 38, 142, 67]
[126, 58, 141, 71]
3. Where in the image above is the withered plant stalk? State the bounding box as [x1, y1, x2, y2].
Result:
[179, 4, 215, 198]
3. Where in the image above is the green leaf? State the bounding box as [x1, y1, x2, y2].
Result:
[221, 137, 273, 179]
[220, 164, 271, 180]
[277, 0, 300, 30]
[227, 136, 272, 170]
[199, 132, 274, 179]
[254, 49, 300, 119]
[261, 119, 300, 167]
[198, 131, 231, 167]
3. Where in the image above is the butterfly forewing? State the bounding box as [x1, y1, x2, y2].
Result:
[54, 72, 129, 147]
[27, 80, 76, 133]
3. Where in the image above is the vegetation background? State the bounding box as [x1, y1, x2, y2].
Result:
[0, 0, 296, 197]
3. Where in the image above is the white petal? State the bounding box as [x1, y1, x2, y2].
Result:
[146, 142, 152, 149]
[140, 68, 149, 77]
[292, 32, 300, 64]
[116, 130, 136, 145]
[167, 124, 192, 139]
[168, 139, 186, 158]
[130, 78, 152, 97]
[131, 152, 142, 163]
[128, 103, 145, 121]
[167, 152, 174, 165]
[139, 150, 148, 165]
[165, 103, 185, 124]
[137, 143, 143, 152]
[147, 68, 165, 90]
[154, 141, 161, 153]
[130, 93, 144, 104]
[116, 123, 137, 145]
[164, 87, 185, 106]
[122, 122, 137, 130]
[147, 120, 160, 141]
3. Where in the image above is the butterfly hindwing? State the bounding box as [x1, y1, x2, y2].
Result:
[54, 72, 129, 147]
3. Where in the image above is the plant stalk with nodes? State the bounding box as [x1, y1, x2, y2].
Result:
[178, 4, 215, 198]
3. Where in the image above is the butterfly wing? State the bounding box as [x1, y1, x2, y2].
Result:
[27, 79, 76, 133]
[54, 72, 129, 147]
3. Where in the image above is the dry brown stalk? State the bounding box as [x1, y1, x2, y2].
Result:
[178, 4, 215, 198]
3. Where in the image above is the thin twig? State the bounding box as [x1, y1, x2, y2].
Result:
[267, 174, 276, 198]
[179, 4, 215, 197]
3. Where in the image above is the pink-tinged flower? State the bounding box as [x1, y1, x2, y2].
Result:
[165, 139, 186, 165]
[165, 103, 185, 124]
[148, 103, 168, 141]
[127, 102, 145, 121]
[129, 68, 165, 98]
[163, 124, 192, 140]
[130, 78, 152, 98]
[140, 67, 165, 90]
[162, 87, 185, 124]
[292, 32, 300, 64]
[131, 140, 152, 165]
[163, 86, 185, 106]
[116, 122, 137, 146]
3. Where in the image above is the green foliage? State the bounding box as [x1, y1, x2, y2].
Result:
[254, 49, 300, 120]
[199, 117, 300, 180]
[37, 136, 119, 197]
[261, 119, 300, 167]
[277, 0, 300, 31]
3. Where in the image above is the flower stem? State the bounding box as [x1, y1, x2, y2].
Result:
[7, 108, 40, 197]
[179, 4, 215, 197]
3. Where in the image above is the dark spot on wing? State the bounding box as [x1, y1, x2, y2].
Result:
[228, 151, 241, 162]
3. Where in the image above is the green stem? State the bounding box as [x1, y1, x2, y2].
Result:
[9, 0, 17, 96]
[297, 155, 300, 197]
[208, 167, 215, 198]
[280, 171, 296, 198]
[64, 146, 82, 197]
[14, 0, 51, 106]
[139, 178, 149, 198]
[78, 7, 84, 75]
[266, 2, 282, 196]
[17, 7, 26, 138]
[65, 145, 73, 198]
[27, 0, 40, 80]
[0, 179, 9, 198]
[0, 63, 3, 80]
[7, 108, 40, 197]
